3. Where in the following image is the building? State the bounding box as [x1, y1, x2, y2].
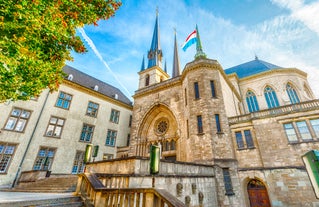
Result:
[0, 66, 133, 188]
[119, 12, 319, 206]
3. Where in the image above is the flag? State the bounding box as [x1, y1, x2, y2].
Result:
[182, 29, 197, 51]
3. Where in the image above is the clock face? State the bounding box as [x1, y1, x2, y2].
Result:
[155, 118, 169, 135]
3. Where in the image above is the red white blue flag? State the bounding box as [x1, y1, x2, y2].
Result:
[182, 29, 197, 51]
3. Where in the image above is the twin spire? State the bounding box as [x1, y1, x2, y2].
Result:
[141, 9, 205, 78]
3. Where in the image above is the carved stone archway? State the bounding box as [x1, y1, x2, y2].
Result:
[135, 103, 179, 160]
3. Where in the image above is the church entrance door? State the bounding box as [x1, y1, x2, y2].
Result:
[247, 179, 271, 207]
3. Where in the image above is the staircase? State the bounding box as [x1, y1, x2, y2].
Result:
[0, 195, 84, 207]
[12, 175, 78, 193]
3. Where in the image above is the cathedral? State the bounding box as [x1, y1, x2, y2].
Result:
[1, 10, 319, 207]
[117, 12, 319, 206]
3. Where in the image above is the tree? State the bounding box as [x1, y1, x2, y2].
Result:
[0, 0, 121, 102]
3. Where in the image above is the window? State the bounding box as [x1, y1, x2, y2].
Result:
[264, 86, 279, 109]
[215, 114, 222, 133]
[235, 130, 254, 149]
[222, 168, 235, 195]
[244, 130, 254, 148]
[33, 147, 56, 170]
[284, 123, 298, 142]
[185, 88, 187, 105]
[80, 124, 94, 142]
[106, 130, 117, 146]
[283, 119, 319, 143]
[129, 115, 132, 127]
[55, 91, 72, 109]
[210, 80, 216, 98]
[145, 74, 150, 86]
[186, 119, 189, 138]
[72, 151, 85, 174]
[197, 115, 203, 134]
[296, 121, 312, 140]
[310, 119, 319, 138]
[110, 109, 120, 124]
[0, 143, 16, 173]
[235, 132, 244, 149]
[45, 116, 65, 137]
[4, 108, 31, 132]
[103, 153, 114, 160]
[86, 101, 99, 117]
[246, 91, 259, 113]
[194, 82, 200, 99]
[127, 134, 131, 146]
[286, 83, 300, 104]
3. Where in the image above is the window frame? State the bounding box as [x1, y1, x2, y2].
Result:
[210, 80, 217, 98]
[110, 109, 120, 124]
[55, 91, 73, 110]
[0, 142, 17, 174]
[106, 129, 117, 147]
[197, 115, 203, 134]
[71, 151, 85, 174]
[33, 147, 56, 171]
[86, 101, 99, 117]
[215, 114, 222, 133]
[44, 116, 65, 138]
[264, 86, 279, 109]
[286, 83, 300, 104]
[222, 168, 235, 196]
[246, 90, 259, 113]
[79, 124, 95, 143]
[3, 107, 32, 133]
[194, 82, 200, 99]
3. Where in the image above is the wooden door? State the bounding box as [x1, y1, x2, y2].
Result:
[247, 179, 271, 207]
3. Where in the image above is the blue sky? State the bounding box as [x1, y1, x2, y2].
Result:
[67, 0, 319, 100]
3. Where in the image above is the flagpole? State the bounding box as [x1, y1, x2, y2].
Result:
[195, 24, 206, 59]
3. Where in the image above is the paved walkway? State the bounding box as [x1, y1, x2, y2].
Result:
[0, 191, 74, 203]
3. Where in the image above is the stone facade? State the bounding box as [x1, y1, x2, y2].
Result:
[128, 51, 319, 206]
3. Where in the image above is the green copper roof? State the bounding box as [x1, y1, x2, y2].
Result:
[224, 57, 282, 78]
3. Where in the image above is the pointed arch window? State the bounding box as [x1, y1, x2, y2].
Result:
[145, 74, 150, 86]
[246, 91, 259, 112]
[286, 83, 300, 104]
[264, 86, 279, 109]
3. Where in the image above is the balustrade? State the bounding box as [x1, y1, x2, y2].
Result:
[76, 173, 185, 207]
[229, 100, 319, 124]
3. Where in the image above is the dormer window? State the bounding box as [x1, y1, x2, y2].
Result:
[94, 85, 99, 91]
[114, 94, 118, 100]
[67, 74, 73, 81]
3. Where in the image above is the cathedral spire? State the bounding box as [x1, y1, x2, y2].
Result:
[172, 29, 181, 78]
[140, 56, 145, 71]
[147, 8, 163, 68]
[195, 24, 206, 59]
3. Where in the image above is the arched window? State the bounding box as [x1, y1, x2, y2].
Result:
[286, 83, 300, 104]
[246, 91, 259, 112]
[304, 83, 313, 99]
[264, 86, 279, 109]
[145, 74, 150, 86]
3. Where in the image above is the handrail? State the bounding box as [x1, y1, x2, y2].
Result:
[76, 173, 186, 207]
[229, 99, 319, 124]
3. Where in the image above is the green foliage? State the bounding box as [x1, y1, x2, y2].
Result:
[0, 0, 121, 102]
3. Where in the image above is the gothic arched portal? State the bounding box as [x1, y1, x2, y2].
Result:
[247, 179, 271, 207]
[135, 103, 179, 161]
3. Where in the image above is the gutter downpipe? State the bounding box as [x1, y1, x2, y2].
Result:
[12, 89, 50, 188]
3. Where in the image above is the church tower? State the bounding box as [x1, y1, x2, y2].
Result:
[138, 10, 169, 90]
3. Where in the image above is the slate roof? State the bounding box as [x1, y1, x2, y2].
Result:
[63, 65, 132, 106]
[224, 58, 282, 79]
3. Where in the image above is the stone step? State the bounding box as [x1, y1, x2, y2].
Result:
[0, 196, 83, 207]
